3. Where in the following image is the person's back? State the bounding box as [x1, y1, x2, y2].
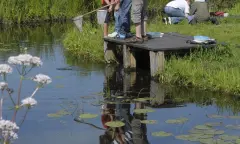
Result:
[190, 0, 210, 22]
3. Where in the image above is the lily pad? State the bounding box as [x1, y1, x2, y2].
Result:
[47, 110, 71, 118]
[195, 125, 212, 130]
[105, 121, 125, 128]
[79, 113, 98, 119]
[140, 120, 157, 124]
[165, 117, 188, 124]
[228, 116, 240, 119]
[226, 125, 240, 130]
[208, 114, 225, 119]
[152, 131, 172, 137]
[175, 135, 191, 140]
[205, 122, 223, 127]
[133, 108, 155, 114]
[219, 135, 239, 141]
[199, 138, 215, 144]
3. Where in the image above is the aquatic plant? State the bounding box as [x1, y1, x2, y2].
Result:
[0, 49, 51, 144]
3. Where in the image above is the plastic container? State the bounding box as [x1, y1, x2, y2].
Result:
[97, 10, 107, 25]
[73, 16, 83, 32]
[147, 32, 164, 38]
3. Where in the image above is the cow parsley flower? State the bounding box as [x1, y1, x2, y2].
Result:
[31, 56, 42, 66]
[0, 64, 13, 74]
[0, 82, 8, 90]
[0, 120, 19, 140]
[21, 97, 37, 107]
[8, 54, 42, 67]
[32, 74, 52, 85]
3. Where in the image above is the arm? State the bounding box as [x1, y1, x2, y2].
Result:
[184, 1, 190, 17]
[190, 3, 197, 16]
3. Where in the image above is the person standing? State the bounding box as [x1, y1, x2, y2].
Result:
[126, 0, 148, 43]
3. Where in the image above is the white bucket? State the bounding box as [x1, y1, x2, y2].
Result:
[97, 10, 107, 25]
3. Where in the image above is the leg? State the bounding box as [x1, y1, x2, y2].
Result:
[119, 0, 132, 35]
[132, 0, 144, 38]
[141, 0, 148, 37]
[104, 12, 111, 37]
[114, 6, 121, 32]
[164, 6, 185, 24]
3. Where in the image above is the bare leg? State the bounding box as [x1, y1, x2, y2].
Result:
[104, 23, 108, 37]
[135, 23, 142, 38]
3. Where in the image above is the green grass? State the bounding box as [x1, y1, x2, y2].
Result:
[63, 23, 106, 62]
[147, 21, 240, 94]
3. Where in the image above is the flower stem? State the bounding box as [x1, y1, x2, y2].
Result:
[30, 87, 39, 98]
[17, 76, 24, 105]
[8, 93, 16, 106]
[0, 98, 3, 120]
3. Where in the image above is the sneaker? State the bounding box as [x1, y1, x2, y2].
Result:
[167, 17, 172, 24]
[125, 36, 144, 44]
[162, 17, 167, 25]
[108, 31, 118, 38]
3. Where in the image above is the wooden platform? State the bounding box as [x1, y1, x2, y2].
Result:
[104, 32, 216, 77]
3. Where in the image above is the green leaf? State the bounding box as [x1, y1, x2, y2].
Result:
[219, 135, 239, 141]
[195, 125, 212, 130]
[47, 110, 71, 118]
[208, 114, 225, 119]
[152, 131, 172, 137]
[140, 120, 157, 124]
[105, 121, 125, 128]
[205, 122, 223, 127]
[165, 117, 188, 124]
[79, 113, 98, 119]
[133, 108, 155, 114]
[175, 135, 191, 140]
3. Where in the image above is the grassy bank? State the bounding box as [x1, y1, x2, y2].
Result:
[147, 22, 240, 94]
[63, 24, 106, 62]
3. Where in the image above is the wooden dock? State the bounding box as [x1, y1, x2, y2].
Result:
[104, 32, 216, 77]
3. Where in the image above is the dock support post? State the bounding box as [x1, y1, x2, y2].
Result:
[123, 45, 136, 69]
[150, 81, 165, 106]
[123, 71, 136, 96]
[149, 51, 165, 77]
[104, 41, 118, 64]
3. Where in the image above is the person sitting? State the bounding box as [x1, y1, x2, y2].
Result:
[189, 0, 210, 24]
[163, 0, 190, 24]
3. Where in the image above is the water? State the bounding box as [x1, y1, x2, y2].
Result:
[0, 24, 239, 144]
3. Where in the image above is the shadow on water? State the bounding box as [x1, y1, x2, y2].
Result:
[0, 24, 239, 144]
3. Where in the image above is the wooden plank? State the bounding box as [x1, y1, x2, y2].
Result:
[149, 51, 165, 77]
[150, 81, 165, 106]
[123, 45, 136, 69]
[104, 41, 118, 64]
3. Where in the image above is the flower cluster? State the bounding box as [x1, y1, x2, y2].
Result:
[0, 120, 19, 140]
[32, 74, 52, 85]
[0, 64, 13, 75]
[0, 82, 8, 90]
[21, 97, 37, 107]
[8, 54, 42, 66]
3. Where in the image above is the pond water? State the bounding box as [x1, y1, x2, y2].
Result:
[0, 24, 239, 144]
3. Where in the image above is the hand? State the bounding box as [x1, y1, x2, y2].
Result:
[115, 0, 120, 3]
[108, 5, 113, 12]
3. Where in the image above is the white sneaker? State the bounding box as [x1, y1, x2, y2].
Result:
[108, 32, 118, 37]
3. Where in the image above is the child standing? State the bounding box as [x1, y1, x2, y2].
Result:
[102, 0, 121, 37]
[126, 0, 148, 43]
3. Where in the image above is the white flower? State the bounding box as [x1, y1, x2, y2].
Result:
[21, 97, 37, 106]
[0, 64, 13, 74]
[31, 57, 42, 66]
[32, 74, 52, 85]
[8, 54, 42, 67]
[0, 120, 19, 140]
[0, 82, 8, 90]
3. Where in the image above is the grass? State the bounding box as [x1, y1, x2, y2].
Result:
[63, 23, 106, 62]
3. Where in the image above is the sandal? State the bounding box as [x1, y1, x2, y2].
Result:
[125, 36, 144, 44]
